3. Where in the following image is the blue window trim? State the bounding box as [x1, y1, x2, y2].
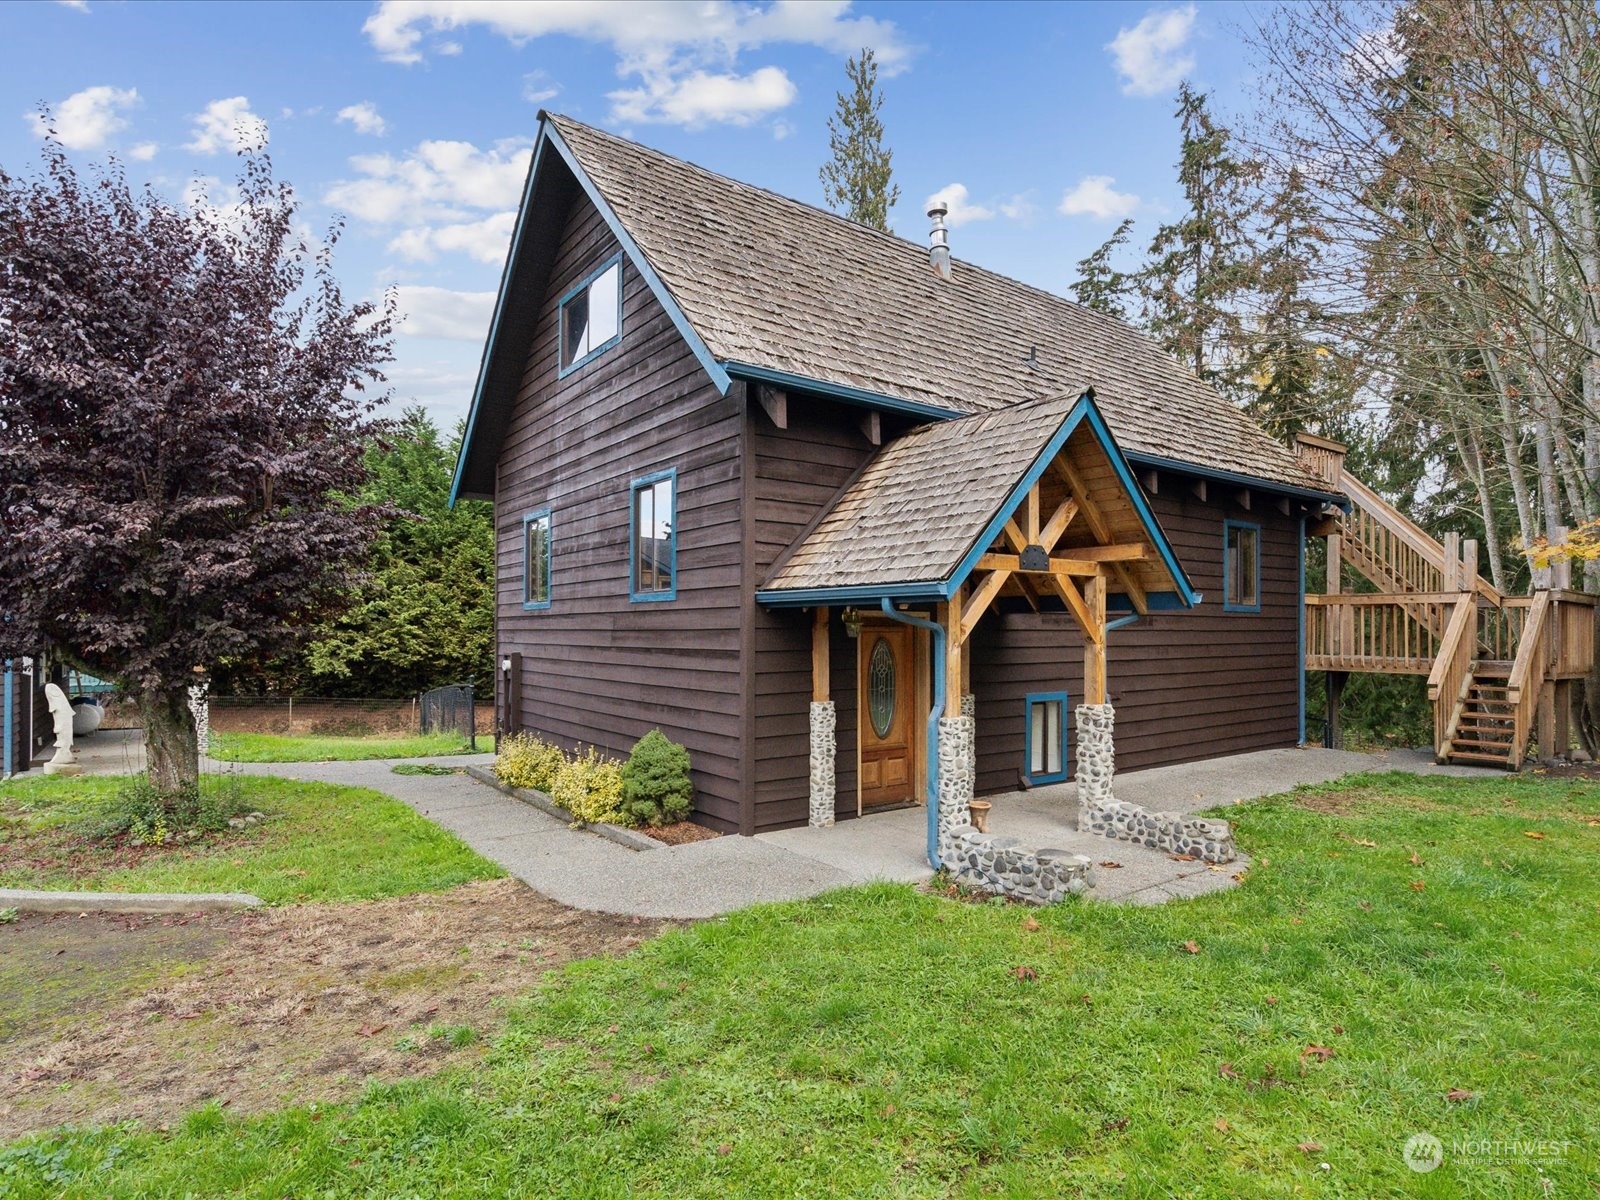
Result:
[629, 468, 678, 603]
[556, 251, 624, 379]
[1023, 691, 1070, 785]
[1223, 519, 1262, 613]
[522, 508, 552, 611]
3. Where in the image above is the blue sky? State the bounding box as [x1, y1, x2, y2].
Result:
[1, 0, 1260, 433]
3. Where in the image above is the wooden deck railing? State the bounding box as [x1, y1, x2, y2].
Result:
[1505, 592, 1552, 770]
[1336, 474, 1505, 606]
[1427, 596, 1479, 756]
[1306, 594, 1456, 673]
[1477, 598, 1530, 661]
[1551, 590, 1598, 678]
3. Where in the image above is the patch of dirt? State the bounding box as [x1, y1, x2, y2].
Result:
[641, 821, 721, 846]
[1293, 789, 1454, 816]
[0, 879, 673, 1139]
[1528, 761, 1600, 781]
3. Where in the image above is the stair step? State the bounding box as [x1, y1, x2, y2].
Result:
[1456, 723, 1513, 734]
[1451, 739, 1515, 752]
[1448, 751, 1515, 766]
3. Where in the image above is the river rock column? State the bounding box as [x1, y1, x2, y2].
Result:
[808, 700, 836, 827]
[960, 693, 976, 784]
[1075, 703, 1116, 817]
[937, 714, 976, 855]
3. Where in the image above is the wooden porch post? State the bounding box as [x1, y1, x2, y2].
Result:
[1537, 679, 1556, 762]
[945, 586, 964, 719]
[811, 607, 830, 702]
[1083, 572, 1107, 706]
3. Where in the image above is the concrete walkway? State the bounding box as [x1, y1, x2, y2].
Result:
[213, 743, 1499, 917]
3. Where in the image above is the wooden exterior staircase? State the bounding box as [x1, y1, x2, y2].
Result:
[1295, 434, 1596, 769]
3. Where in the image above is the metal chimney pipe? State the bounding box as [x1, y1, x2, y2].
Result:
[927, 202, 952, 281]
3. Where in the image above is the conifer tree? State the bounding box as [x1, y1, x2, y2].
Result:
[1070, 218, 1137, 319]
[819, 48, 900, 232]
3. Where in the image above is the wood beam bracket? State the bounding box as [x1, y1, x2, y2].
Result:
[757, 384, 787, 430]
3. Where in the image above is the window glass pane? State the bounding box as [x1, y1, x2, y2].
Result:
[588, 263, 620, 347]
[1241, 528, 1258, 605]
[562, 290, 590, 367]
[1030, 701, 1046, 775]
[1046, 701, 1062, 774]
[525, 515, 549, 604]
[634, 476, 674, 595]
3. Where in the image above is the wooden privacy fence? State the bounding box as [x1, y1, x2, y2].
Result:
[104, 695, 495, 738]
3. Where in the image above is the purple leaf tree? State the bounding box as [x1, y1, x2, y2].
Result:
[0, 139, 393, 800]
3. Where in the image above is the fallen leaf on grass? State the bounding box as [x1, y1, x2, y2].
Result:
[1410, 880, 1426, 892]
[1446, 1088, 1476, 1102]
[1409, 851, 1425, 866]
[1021, 917, 1041, 932]
[1353, 838, 1377, 848]
[357, 1023, 387, 1038]
[1265, 995, 1279, 1005]
[1301, 1045, 1335, 1062]
[1012, 965, 1037, 982]
[1219, 1062, 1240, 1080]
[1523, 831, 1547, 840]
[1101, 1116, 1130, 1133]
[1182, 940, 1201, 954]
[716, 1143, 732, 1156]
[1297, 1141, 1324, 1153]
[1214, 1118, 1231, 1132]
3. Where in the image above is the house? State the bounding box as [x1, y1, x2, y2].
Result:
[452, 112, 1349, 844]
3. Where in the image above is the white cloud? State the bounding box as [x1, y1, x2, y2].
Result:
[186, 96, 269, 154]
[772, 119, 792, 141]
[128, 141, 158, 161]
[392, 286, 497, 341]
[56, 0, 90, 10]
[522, 70, 561, 104]
[1107, 5, 1197, 97]
[25, 84, 139, 149]
[388, 211, 517, 264]
[999, 192, 1037, 223]
[610, 66, 796, 128]
[337, 101, 387, 137]
[924, 183, 993, 229]
[325, 138, 532, 225]
[1058, 176, 1141, 220]
[363, 0, 909, 129]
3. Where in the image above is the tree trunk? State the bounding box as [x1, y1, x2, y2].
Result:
[138, 689, 199, 799]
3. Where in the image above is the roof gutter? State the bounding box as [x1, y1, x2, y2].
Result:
[876, 599, 946, 870]
[723, 362, 961, 423]
[1123, 451, 1349, 509]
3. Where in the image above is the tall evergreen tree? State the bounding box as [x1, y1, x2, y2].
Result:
[819, 47, 900, 232]
[1070, 217, 1137, 319]
[1139, 83, 1262, 399]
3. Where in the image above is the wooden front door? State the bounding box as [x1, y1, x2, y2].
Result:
[858, 624, 919, 811]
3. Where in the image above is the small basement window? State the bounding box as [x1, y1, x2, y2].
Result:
[631, 470, 676, 601]
[523, 509, 551, 610]
[559, 254, 623, 375]
[1025, 692, 1068, 785]
[1224, 520, 1260, 611]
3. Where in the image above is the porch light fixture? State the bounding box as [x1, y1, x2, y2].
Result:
[842, 608, 864, 639]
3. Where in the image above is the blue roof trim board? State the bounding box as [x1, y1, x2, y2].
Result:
[724, 362, 959, 424]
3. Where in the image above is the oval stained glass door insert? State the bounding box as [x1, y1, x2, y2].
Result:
[868, 636, 896, 738]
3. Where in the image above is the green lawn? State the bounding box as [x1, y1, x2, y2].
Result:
[208, 731, 485, 762]
[0, 773, 501, 904]
[3, 770, 1598, 1196]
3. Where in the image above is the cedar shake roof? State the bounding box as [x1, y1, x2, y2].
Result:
[760, 390, 1197, 609]
[546, 113, 1326, 496]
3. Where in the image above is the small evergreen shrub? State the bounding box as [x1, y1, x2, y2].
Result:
[550, 747, 626, 826]
[494, 733, 566, 793]
[620, 729, 693, 827]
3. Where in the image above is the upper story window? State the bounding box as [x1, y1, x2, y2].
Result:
[1224, 520, 1260, 612]
[559, 254, 623, 376]
[523, 509, 551, 610]
[630, 470, 676, 602]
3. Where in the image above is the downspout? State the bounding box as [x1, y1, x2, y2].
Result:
[1106, 614, 1141, 634]
[1297, 516, 1307, 746]
[3, 660, 12, 781]
[878, 598, 945, 868]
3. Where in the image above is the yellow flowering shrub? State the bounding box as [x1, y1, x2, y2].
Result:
[550, 747, 626, 826]
[493, 733, 566, 794]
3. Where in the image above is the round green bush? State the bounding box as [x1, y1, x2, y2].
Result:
[620, 729, 693, 827]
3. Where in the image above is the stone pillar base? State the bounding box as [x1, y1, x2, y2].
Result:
[807, 701, 836, 828]
[936, 714, 975, 855]
[960, 693, 976, 785]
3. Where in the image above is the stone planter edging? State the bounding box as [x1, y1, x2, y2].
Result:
[1082, 799, 1236, 863]
[939, 824, 1095, 905]
[0, 888, 261, 914]
[463, 765, 662, 853]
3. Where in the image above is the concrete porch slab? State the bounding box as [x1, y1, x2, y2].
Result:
[757, 744, 1503, 903]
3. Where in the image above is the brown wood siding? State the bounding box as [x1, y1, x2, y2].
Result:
[970, 491, 1301, 793]
[749, 399, 881, 831]
[494, 190, 747, 831]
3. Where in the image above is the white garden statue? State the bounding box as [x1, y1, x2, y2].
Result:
[43, 682, 84, 776]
